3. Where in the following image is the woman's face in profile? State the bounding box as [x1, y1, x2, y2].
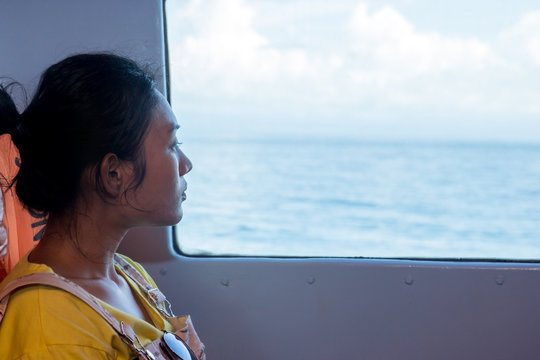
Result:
[126, 91, 192, 226]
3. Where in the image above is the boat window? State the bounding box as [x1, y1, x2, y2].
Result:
[165, 0, 540, 259]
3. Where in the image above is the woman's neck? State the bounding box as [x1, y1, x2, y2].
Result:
[28, 211, 129, 280]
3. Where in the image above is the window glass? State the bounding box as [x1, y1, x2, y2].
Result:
[166, 0, 540, 258]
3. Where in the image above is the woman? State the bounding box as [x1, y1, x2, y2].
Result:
[0, 53, 205, 359]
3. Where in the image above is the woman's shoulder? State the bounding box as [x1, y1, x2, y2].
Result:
[0, 252, 132, 359]
[0, 282, 131, 359]
[0, 251, 51, 288]
[1, 282, 117, 338]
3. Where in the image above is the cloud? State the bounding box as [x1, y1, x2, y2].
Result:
[347, 3, 498, 76]
[166, 0, 540, 132]
[499, 10, 540, 65]
[168, 0, 341, 100]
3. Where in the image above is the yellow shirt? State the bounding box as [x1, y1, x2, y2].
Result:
[0, 252, 175, 359]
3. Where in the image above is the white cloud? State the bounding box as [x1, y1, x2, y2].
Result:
[168, 0, 341, 99]
[347, 3, 498, 76]
[499, 11, 540, 65]
[167, 0, 540, 138]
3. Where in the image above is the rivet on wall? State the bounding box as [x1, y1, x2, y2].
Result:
[404, 274, 414, 286]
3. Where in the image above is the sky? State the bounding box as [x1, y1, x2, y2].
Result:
[165, 0, 540, 142]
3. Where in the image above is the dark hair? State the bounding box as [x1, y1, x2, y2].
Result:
[0, 53, 157, 214]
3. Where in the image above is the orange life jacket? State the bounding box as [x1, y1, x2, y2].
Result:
[0, 134, 46, 280]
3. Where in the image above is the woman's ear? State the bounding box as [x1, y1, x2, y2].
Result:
[99, 153, 125, 198]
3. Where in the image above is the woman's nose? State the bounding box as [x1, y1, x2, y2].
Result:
[179, 150, 193, 176]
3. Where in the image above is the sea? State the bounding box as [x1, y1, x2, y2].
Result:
[175, 137, 540, 260]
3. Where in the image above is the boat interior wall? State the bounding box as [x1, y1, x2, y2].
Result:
[2, 1, 540, 359]
[0, 0, 167, 100]
[143, 255, 540, 359]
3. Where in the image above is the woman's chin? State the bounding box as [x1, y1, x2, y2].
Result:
[135, 209, 183, 227]
[158, 213, 183, 227]
[165, 208, 184, 225]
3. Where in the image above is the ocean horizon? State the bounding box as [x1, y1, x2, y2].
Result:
[175, 136, 540, 260]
